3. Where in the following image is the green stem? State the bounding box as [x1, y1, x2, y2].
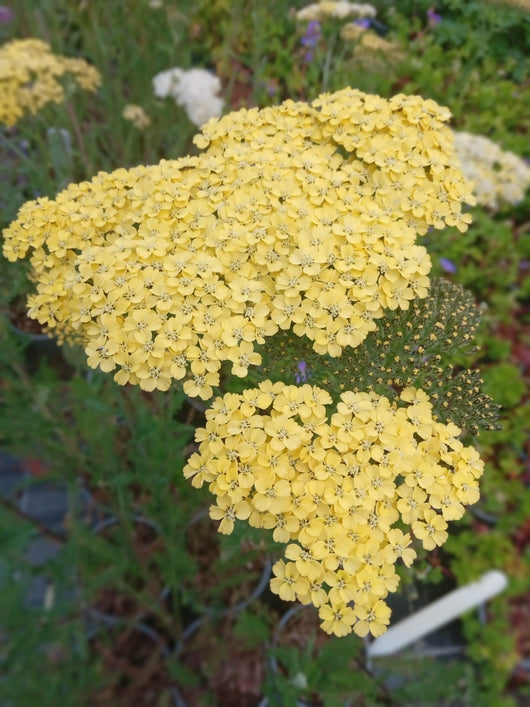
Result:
[65, 100, 93, 176]
[0, 494, 66, 544]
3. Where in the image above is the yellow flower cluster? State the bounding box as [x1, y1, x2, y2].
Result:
[122, 104, 151, 130]
[453, 130, 530, 209]
[184, 382, 483, 637]
[2, 88, 475, 398]
[340, 22, 405, 67]
[0, 39, 101, 127]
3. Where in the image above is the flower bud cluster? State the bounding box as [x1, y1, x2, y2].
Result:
[184, 381, 484, 637]
[3, 88, 475, 398]
[453, 130, 530, 209]
[0, 38, 101, 127]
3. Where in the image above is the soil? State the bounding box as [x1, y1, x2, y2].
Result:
[89, 623, 176, 707]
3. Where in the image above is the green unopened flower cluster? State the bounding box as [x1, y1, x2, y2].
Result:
[2, 88, 475, 398]
[0, 38, 101, 127]
[453, 130, 530, 209]
[261, 278, 501, 435]
[184, 381, 483, 637]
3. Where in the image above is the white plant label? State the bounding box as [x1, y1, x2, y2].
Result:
[367, 570, 508, 658]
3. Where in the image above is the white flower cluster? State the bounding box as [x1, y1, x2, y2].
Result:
[453, 131, 530, 209]
[152, 67, 224, 127]
[296, 1, 377, 21]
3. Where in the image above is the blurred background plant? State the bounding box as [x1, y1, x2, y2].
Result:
[1, 0, 529, 704]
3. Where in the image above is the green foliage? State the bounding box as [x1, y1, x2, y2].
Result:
[264, 627, 381, 705]
[481, 362, 526, 409]
[377, 656, 485, 706]
[234, 608, 271, 648]
[386, 0, 530, 82]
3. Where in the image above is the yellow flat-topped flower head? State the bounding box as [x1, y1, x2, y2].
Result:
[2, 87, 475, 394]
[183, 382, 484, 638]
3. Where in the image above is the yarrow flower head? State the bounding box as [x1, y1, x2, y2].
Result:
[2, 88, 475, 398]
[453, 130, 530, 209]
[340, 21, 404, 67]
[152, 66, 224, 127]
[0, 38, 101, 127]
[184, 382, 484, 637]
[122, 104, 150, 129]
[296, 1, 377, 21]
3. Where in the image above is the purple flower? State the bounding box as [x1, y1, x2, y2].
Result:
[300, 20, 321, 63]
[427, 7, 442, 26]
[295, 360, 309, 383]
[354, 18, 371, 29]
[259, 79, 278, 97]
[300, 20, 321, 47]
[300, 20, 322, 64]
[0, 5, 13, 23]
[439, 257, 457, 274]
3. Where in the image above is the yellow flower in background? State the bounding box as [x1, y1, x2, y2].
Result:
[0, 38, 100, 127]
[183, 381, 484, 637]
[340, 23, 405, 73]
[453, 130, 530, 209]
[122, 104, 151, 129]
